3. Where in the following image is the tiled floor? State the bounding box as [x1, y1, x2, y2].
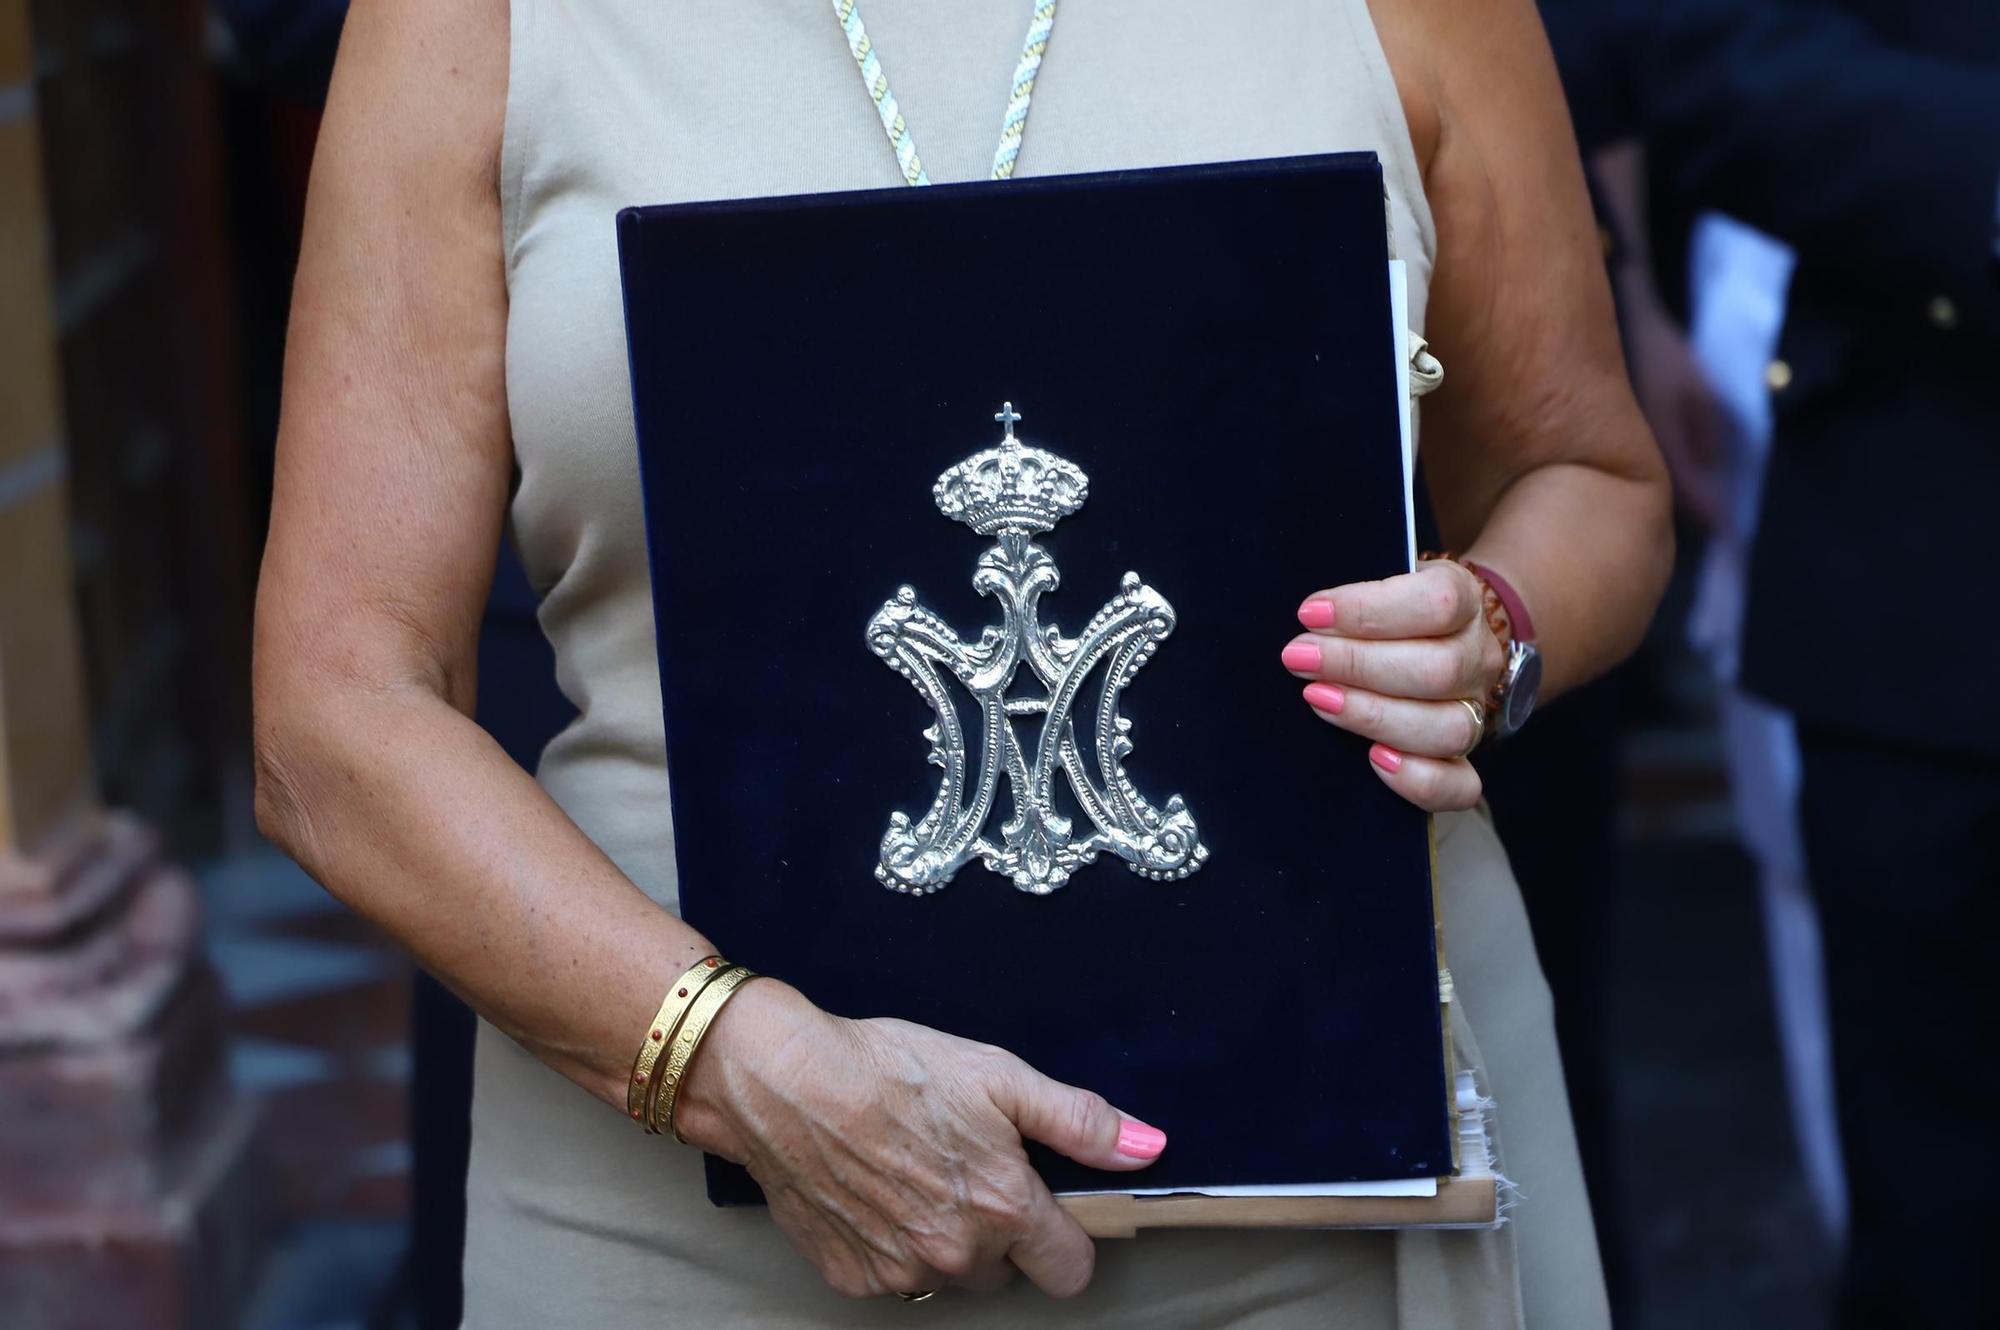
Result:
[1612, 832, 1838, 1328]
[200, 853, 414, 1330]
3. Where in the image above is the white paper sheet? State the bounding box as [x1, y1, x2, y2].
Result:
[1390, 259, 1417, 569]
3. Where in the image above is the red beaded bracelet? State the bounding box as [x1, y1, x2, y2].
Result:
[1466, 561, 1536, 644]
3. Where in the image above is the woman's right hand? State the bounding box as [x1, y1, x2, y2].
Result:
[673, 979, 1168, 1300]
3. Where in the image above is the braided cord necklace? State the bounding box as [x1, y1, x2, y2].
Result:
[832, 0, 1058, 186]
[832, 1, 1442, 405]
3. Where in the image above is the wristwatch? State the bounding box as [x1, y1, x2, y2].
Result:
[1466, 562, 1542, 742]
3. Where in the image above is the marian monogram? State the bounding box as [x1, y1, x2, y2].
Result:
[866, 404, 1208, 896]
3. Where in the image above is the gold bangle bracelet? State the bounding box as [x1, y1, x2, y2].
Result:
[626, 955, 729, 1124]
[647, 963, 759, 1141]
[652, 964, 757, 1140]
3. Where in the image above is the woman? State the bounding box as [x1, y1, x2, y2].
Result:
[255, 1, 1669, 1324]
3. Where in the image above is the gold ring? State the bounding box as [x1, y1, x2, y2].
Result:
[896, 1290, 940, 1303]
[1455, 698, 1487, 758]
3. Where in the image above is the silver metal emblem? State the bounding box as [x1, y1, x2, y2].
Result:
[867, 403, 1209, 896]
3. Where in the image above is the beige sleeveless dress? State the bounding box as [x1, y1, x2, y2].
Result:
[477, 2, 1608, 1325]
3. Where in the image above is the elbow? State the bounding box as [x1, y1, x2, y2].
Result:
[1640, 473, 1677, 617]
[1615, 446, 1678, 666]
[1640, 442, 1677, 611]
[251, 610, 459, 870]
[252, 688, 321, 865]
[251, 552, 469, 870]
[251, 618, 341, 868]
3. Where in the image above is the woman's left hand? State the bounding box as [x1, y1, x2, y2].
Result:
[1283, 560, 1505, 812]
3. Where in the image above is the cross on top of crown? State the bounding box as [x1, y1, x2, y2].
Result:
[932, 401, 1088, 535]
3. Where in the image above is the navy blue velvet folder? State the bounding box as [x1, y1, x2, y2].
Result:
[616, 153, 1451, 1205]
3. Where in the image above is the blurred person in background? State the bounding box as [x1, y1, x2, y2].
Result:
[1676, 212, 1845, 1250]
[1489, 7, 1728, 1309]
[1609, 3, 1999, 1325]
[1557, 44, 1850, 1317]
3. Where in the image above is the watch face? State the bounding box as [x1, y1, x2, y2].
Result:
[1504, 645, 1543, 733]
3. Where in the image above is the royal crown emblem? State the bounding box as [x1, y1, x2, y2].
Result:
[867, 403, 1208, 895]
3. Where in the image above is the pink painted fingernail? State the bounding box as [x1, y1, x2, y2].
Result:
[1281, 641, 1322, 674]
[1302, 682, 1345, 715]
[1297, 597, 1336, 630]
[1116, 1118, 1167, 1161]
[1370, 744, 1403, 773]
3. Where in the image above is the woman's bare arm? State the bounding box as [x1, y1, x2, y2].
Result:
[1281, 1, 1670, 811]
[1378, 0, 1673, 698]
[253, 0, 717, 1108]
[255, 2, 1156, 1298]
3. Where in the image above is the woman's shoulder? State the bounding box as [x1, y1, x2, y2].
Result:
[1366, 0, 1575, 181]
[325, 0, 511, 202]
[1362, 0, 1445, 175]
